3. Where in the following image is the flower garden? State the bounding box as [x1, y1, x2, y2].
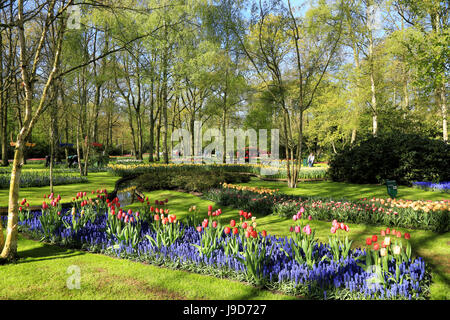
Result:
[9, 175, 447, 300]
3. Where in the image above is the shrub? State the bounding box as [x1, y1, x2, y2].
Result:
[329, 132, 450, 185]
[134, 170, 251, 193]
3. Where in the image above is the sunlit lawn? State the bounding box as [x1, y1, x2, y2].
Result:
[239, 177, 449, 201]
[0, 233, 296, 300]
[0, 172, 117, 207]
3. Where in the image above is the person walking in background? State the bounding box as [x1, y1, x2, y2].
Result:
[307, 153, 315, 167]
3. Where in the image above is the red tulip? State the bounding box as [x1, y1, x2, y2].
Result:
[212, 221, 218, 228]
[196, 226, 202, 232]
[386, 228, 390, 234]
[224, 227, 231, 234]
[248, 213, 252, 218]
[380, 230, 386, 236]
[128, 209, 133, 215]
[372, 235, 378, 242]
[154, 214, 160, 221]
[251, 230, 257, 238]
[202, 219, 209, 228]
[111, 209, 116, 216]
[245, 231, 250, 238]
[239, 210, 244, 216]
[208, 205, 213, 211]
[20, 198, 26, 205]
[396, 231, 402, 238]
[18, 207, 22, 212]
[373, 243, 380, 251]
[230, 219, 236, 227]
[150, 206, 154, 212]
[366, 237, 372, 245]
[404, 233, 410, 240]
[242, 222, 248, 229]
[232, 227, 238, 235]
[261, 230, 267, 237]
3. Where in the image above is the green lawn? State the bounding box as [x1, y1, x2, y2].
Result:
[0, 234, 296, 300]
[0, 172, 117, 207]
[239, 177, 450, 201]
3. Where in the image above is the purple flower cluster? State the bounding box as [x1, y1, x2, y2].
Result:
[18, 210, 430, 300]
[413, 181, 450, 193]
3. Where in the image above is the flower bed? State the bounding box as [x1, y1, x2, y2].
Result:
[15, 191, 431, 300]
[107, 163, 328, 180]
[412, 181, 450, 193]
[0, 171, 88, 189]
[203, 187, 449, 233]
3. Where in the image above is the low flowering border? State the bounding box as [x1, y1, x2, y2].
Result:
[204, 187, 449, 233]
[15, 192, 432, 300]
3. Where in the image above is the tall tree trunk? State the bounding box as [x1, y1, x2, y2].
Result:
[0, 31, 8, 167]
[369, 34, 377, 137]
[1, 0, 65, 261]
[149, 87, 155, 162]
[156, 111, 161, 162]
[440, 84, 447, 143]
[76, 122, 82, 176]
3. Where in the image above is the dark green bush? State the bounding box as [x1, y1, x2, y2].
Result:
[329, 132, 450, 185]
[134, 170, 250, 192]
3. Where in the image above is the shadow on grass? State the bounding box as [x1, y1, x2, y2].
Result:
[409, 232, 450, 292]
[16, 242, 85, 264]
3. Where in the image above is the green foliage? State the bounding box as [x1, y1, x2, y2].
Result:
[134, 169, 251, 192]
[0, 171, 88, 189]
[329, 132, 450, 185]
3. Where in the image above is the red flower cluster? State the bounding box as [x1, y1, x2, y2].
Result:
[239, 210, 252, 220]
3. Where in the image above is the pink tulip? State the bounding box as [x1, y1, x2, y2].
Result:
[303, 225, 312, 235]
[293, 215, 298, 221]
